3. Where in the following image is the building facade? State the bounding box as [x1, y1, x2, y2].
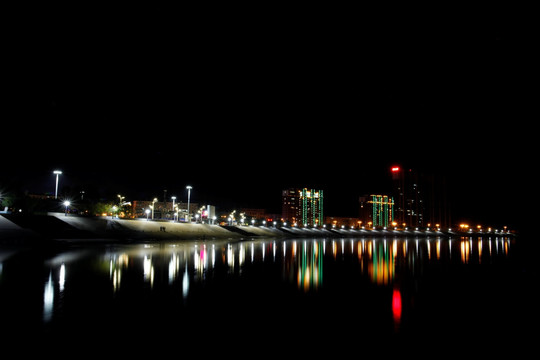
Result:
[282, 188, 324, 226]
[391, 166, 424, 228]
[131, 200, 198, 221]
[369, 194, 395, 228]
[390, 165, 450, 228]
[359, 194, 395, 228]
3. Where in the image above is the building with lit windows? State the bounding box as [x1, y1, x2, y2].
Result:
[131, 200, 197, 221]
[370, 195, 395, 228]
[390, 165, 450, 228]
[391, 166, 423, 227]
[358, 194, 395, 228]
[281, 188, 299, 224]
[281, 188, 324, 226]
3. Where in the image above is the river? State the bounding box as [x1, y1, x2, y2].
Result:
[0, 235, 535, 356]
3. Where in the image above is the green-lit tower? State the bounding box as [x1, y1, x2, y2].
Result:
[300, 188, 323, 226]
[369, 194, 394, 228]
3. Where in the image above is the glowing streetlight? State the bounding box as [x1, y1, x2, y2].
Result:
[186, 186, 192, 223]
[145, 209, 150, 221]
[171, 196, 176, 221]
[63, 200, 70, 216]
[151, 198, 157, 220]
[53, 170, 62, 199]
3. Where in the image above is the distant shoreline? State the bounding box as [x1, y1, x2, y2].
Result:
[0, 213, 517, 245]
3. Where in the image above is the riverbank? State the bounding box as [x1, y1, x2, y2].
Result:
[0, 213, 516, 245]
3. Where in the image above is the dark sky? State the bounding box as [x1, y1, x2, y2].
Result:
[2, 4, 532, 231]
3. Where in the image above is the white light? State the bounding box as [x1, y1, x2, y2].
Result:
[59, 263, 66, 291]
[53, 170, 62, 199]
[43, 272, 54, 322]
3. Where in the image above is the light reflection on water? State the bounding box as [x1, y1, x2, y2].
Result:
[0, 235, 526, 350]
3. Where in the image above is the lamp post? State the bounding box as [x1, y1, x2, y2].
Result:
[63, 200, 70, 216]
[186, 186, 192, 223]
[151, 198, 157, 220]
[53, 170, 62, 199]
[171, 196, 176, 221]
[145, 209, 150, 221]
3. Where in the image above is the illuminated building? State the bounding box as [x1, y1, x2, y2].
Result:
[390, 165, 450, 228]
[300, 188, 323, 226]
[391, 165, 423, 227]
[281, 188, 323, 226]
[368, 195, 394, 228]
[131, 200, 197, 220]
[281, 189, 300, 224]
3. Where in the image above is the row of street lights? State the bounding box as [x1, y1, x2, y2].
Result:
[53, 170, 193, 222]
[145, 185, 192, 221]
[145, 185, 193, 222]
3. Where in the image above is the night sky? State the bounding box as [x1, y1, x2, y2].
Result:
[3, 4, 532, 232]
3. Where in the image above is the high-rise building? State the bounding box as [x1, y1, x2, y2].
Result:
[390, 166, 424, 227]
[391, 165, 424, 227]
[281, 188, 300, 224]
[300, 188, 323, 226]
[369, 194, 395, 228]
[281, 188, 324, 226]
[358, 194, 394, 228]
[390, 165, 450, 228]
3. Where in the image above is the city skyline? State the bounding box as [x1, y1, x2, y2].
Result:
[0, 6, 534, 353]
[3, 4, 530, 233]
[0, 161, 519, 232]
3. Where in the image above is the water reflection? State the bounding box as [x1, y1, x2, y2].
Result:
[297, 239, 323, 291]
[0, 235, 519, 342]
[43, 271, 54, 322]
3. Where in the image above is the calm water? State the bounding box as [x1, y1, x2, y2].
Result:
[0, 235, 535, 355]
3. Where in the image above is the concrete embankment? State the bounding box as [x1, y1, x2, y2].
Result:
[0, 213, 286, 243]
[0, 213, 515, 245]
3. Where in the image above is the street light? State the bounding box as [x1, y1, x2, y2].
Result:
[151, 198, 157, 220]
[63, 200, 70, 216]
[53, 170, 62, 199]
[186, 186, 192, 223]
[145, 209, 150, 221]
[171, 196, 176, 221]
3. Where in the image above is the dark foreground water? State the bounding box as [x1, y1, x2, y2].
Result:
[0, 235, 536, 355]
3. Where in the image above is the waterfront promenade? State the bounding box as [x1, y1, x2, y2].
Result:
[0, 213, 515, 244]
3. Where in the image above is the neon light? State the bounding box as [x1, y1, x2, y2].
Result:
[369, 195, 395, 228]
[300, 188, 323, 227]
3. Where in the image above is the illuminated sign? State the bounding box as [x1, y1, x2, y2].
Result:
[391, 166, 400, 172]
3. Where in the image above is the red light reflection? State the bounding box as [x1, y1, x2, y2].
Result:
[392, 288, 402, 326]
